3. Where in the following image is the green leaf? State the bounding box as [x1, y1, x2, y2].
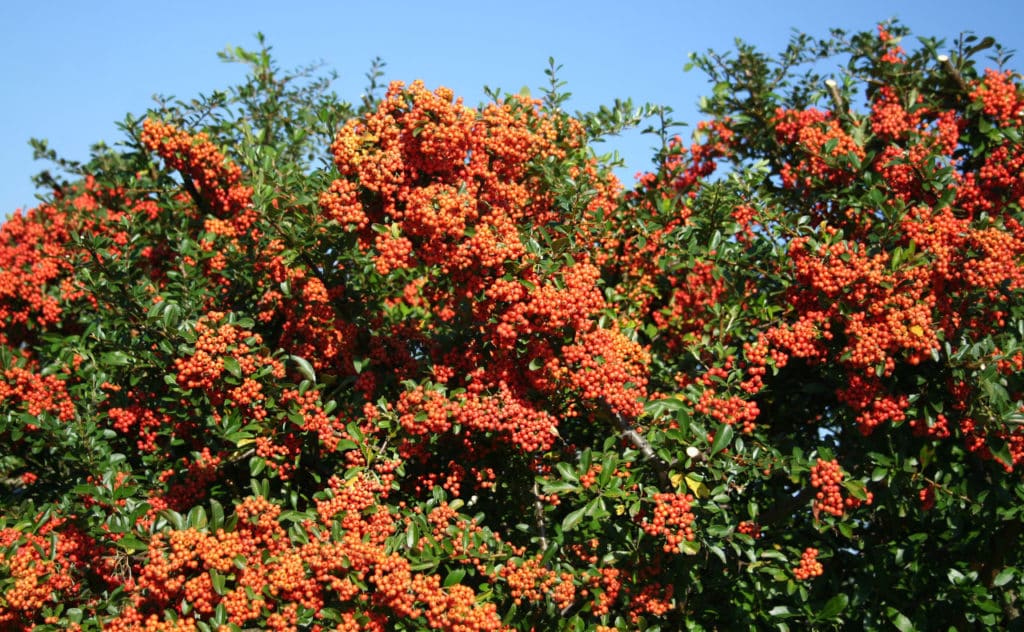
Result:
[818, 593, 849, 620]
[444, 569, 466, 587]
[584, 497, 608, 519]
[160, 510, 185, 531]
[887, 608, 915, 632]
[290, 355, 316, 383]
[406, 522, 417, 549]
[555, 462, 578, 483]
[186, 506, 208, 529]
[644, 396, 689, 417]
[993, 567, 1015, 587]
[562, 506, 587, 533]
[335, 439, 358, 452]
[210, 499, 225, 529]
[222, 356, 242, 378]
[163, 303, 181, 329]
[210, 568, 227, 595]
[101, 351, 131, 366]
[709, 423, 734, 455]
[117, 534, 148, 553]
[680, 539, 700, 555]
[842, 479, 868, 501]
[544, 480, 579, 494]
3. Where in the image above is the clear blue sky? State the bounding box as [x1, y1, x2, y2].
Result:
[2, 1, 1021, 215]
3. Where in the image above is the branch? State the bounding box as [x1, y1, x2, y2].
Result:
[824, 79, 845, 114]
[937, 55, 970, 92]
[532, 479, 548, 551]
[179, 173, 212, 216]
[609, 407, 671, 492]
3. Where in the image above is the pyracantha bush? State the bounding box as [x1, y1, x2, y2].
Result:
[2, 24, 1023, 631]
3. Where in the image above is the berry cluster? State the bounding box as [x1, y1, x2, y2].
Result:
[141, 119, 254, 233]
[105, 490, 508, 631]
[0, 203, 72, 347]
[774, 108, 864, 189]
[793, 547, 824, 580]
[972, 69, 1024, 126]
[0, 518, 109, 630]
[737, 520, 762, 539]
[810, 458, 845, 518]
[0, 365, 75, 426]
[641, 492, 696, 553]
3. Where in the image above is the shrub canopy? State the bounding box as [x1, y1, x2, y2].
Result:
[2, 23, 1024, 631]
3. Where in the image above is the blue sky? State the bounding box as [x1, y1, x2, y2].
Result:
[2, 1, 1022, 215]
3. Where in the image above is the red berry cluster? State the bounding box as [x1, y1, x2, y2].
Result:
[774, 108, 864, 189]
[641, 492, 696, 553]
[810, 458, 845, 518]
[737, 520, 762, 539]
[317, 81, 650, 456]
[627, 583, 675, 623]
[793, 547, 824, 580]
[141, 119, 255, 233]
[106, 488, 508, 631]
[0, 365, 76, 426]
[0, 517, 110, 630]
[0, 203, 73, 346]
[971, 69, 1024, 126]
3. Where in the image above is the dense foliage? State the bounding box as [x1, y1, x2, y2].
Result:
[2, 24, 1023, 630]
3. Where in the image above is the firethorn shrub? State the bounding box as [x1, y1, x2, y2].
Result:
[2, 23, 1024, 631]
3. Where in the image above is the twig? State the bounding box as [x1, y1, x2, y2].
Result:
[532, 479, 548, 551]
[610, 408, 671, 492]
[937, 55, 969, 92]
[824, 79, 845, 114]
[179, 173, 210, 215]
